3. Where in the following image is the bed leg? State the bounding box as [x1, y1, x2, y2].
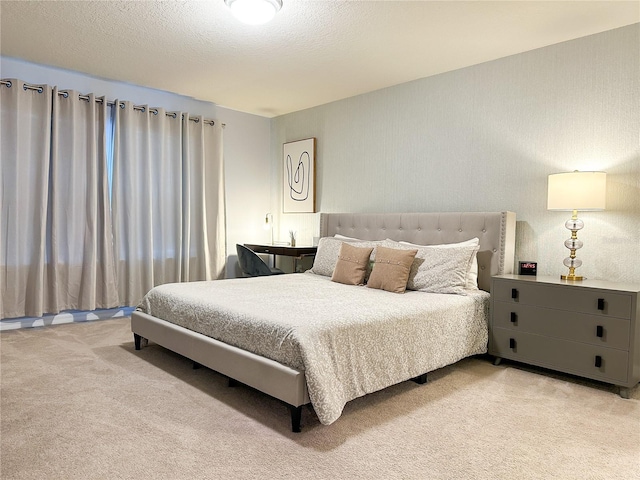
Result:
[493, 357, 503, 366]
[134, 333, 142, 350]
[411, 373, 428, 384]
[289, 405, 302, 433]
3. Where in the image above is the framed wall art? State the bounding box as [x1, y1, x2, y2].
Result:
[283, 137, 316, 213]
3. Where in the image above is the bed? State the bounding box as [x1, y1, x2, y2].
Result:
[132, 211, 516, 431]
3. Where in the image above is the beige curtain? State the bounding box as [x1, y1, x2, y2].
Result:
[182, 114, 226, 281]
[0, 81, 119, 318]
[111, 103, 182, 305]
[49, 89, 119, 312]
[1, 79, 225, 317]
[112, 106, 225, 306]
[1, 80, 52, 318]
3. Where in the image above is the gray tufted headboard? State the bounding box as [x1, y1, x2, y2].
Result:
[319, 212, 516, 292]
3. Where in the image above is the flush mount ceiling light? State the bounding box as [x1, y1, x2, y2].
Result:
[224, 0, 283, 25]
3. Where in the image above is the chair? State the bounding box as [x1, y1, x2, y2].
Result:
[236, 244, 284, 277]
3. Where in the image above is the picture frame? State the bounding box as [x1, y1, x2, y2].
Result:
[283, 138, 316, 213]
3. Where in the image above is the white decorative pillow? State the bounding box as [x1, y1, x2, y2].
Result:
[334, 234, 364, 241]
[388, 240, 480, 295]
[398, 238, 480, 290]
[310, 238, 391, 277]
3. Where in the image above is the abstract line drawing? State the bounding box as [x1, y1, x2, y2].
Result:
[283, 138, 316, 213]
[286, 150, 310, 202]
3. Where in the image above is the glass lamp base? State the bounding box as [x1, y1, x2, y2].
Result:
[560, 211, 585, 282]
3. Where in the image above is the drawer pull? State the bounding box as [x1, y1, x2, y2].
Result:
[511, 288, 518, 299]
[510, 312, 517, 323]
[597, 298, 605, 311]
[596, 325, 604, 338]
[595, 355, 602, 368]
[509, 338, 516, 349]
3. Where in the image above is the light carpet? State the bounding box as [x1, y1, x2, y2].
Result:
[1, 318, 638, 480]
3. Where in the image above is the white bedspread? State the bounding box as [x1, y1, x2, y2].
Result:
[138, 273, 489, 425]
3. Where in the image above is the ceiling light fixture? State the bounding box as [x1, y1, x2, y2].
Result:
[224, 0, 283, 25]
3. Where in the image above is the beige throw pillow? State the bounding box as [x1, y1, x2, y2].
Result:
[331, 243, 374, 285]
[310, 237, 393, 277]
[366, 246, 418, 293]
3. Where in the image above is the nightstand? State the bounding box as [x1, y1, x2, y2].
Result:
[490, 274, 640, 398]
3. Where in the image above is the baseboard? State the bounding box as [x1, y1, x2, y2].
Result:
[0, 307, 135, 331]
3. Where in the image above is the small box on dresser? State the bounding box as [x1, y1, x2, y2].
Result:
[489, 274, 640, 398]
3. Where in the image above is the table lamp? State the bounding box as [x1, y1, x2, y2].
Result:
[547, 171, 606, 281]
[264, 213, 274, 245]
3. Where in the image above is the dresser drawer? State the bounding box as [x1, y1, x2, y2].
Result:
[490, 327, 629, 384]
[492, 279, 632, 319]
[492, 301, 630, 350]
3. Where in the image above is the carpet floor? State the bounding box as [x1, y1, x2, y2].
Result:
[1, 318, 639, 479]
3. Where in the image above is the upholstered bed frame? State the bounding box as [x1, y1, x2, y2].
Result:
[131, 211, 516, 431]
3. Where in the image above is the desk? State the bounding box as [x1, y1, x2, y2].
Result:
[244, 244, 317, 273]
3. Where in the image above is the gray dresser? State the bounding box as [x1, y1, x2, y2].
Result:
[490, 274, 640, 398]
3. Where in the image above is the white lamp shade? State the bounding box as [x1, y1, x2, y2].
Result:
[547, 171, 606, 211]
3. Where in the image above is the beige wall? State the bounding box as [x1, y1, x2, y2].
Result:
[271, 24, 640, 283]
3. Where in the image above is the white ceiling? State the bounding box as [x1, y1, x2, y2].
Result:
[1, 1, 638, 118]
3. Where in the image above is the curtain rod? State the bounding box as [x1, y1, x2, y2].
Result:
[0, 79, 223, 127]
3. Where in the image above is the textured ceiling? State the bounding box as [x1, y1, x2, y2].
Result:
[1, 1, 638, 118]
